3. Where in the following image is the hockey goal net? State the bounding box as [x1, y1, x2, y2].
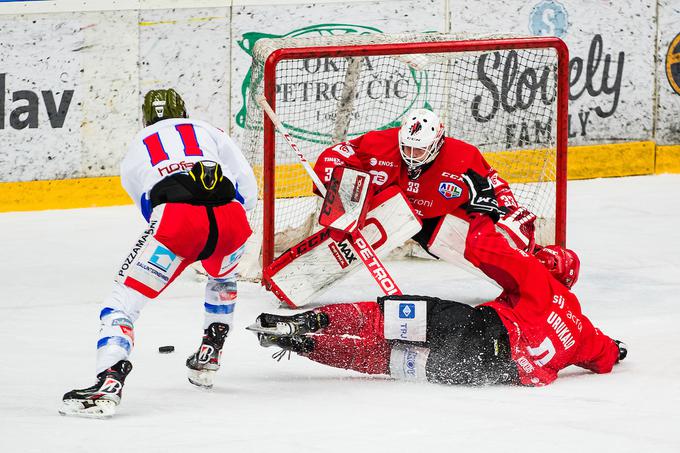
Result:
[240, 33, 568, 279]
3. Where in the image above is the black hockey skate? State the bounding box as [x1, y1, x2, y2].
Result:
[59, 360, 132, 419]
[257, 333, 315, 361]
[246, 311, 329, 337]
[186, 323, 229, 389]
[614, 340, 628, 362]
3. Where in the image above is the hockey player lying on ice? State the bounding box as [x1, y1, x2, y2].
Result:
[252, 170, 627, 386]
[266, 108, 538, 307]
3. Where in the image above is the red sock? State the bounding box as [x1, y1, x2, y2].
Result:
[316, 301, 383, 336]
[306, 334, 390, 375]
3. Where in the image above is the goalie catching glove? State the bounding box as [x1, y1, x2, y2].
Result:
[461, 169, 503, 222]
[461, 169, 536, 251]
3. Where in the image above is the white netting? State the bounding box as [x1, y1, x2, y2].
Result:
[240, 33, 563, 279]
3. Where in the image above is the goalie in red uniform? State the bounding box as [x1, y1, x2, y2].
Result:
[313, 108, 537, 250]
[250, 170, 626, 386]
[266, 108, 538, 308]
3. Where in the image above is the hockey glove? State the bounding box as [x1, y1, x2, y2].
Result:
[461, 169, 502, 223]
[497, 207, 537, 252]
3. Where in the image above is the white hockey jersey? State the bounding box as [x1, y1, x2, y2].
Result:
[120, 118, 258, 220]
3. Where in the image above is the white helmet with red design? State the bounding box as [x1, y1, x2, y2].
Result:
[398, 108, 445, 171]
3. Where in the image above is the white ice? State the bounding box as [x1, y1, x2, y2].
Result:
[1, 174, 679, 453]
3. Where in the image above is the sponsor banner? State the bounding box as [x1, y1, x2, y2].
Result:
[230, 0, 445, 148]
[656, 0, 680, 145]
[450, 0, 656, 146]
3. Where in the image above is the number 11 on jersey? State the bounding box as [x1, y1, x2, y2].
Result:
[142, 124, 203, 166]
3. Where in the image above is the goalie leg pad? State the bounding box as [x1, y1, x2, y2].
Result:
[265, 187, 421, 308]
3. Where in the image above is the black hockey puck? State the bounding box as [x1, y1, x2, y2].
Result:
[158, 345, 175, 354]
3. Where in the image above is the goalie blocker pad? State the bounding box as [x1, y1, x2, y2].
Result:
[263, 186, 421, 308]
[318, 166, 371, 233]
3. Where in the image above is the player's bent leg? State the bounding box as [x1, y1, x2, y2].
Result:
[60, 282, 147, 418]
[252, 301, 390, 374]
[186, 205, 251, 389]
[186, 275, 237, 389]
[248, 301, 381, 337]
[96, 282, 149, 373]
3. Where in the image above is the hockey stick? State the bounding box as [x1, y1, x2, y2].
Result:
[257, 95, 402, 296]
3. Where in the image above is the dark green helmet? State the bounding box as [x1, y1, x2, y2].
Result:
[142, 88, 187, 126]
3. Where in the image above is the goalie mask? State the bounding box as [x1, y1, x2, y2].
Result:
[143, 88, 187, 127]
[535, 245, 580, 289]
[398, 109, 445, 171]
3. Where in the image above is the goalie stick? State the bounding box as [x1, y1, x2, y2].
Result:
[257, 95, 402, 297]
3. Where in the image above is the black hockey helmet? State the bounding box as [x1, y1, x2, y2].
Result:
[142, 88, 187, 127]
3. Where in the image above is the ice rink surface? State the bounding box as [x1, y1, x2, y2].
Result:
[1, 174, 679, 453]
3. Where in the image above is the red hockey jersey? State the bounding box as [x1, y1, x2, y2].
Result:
[464, 215, 620, 386]
[314, 128, 518, 220]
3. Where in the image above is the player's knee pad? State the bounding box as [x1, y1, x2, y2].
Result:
[203, 275, 237, 329]
[264, 186, 422, 308]
[115, 214, 185, 298]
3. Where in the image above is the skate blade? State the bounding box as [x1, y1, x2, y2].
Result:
[59, 400, 117, 419]
[188, 369, 215, 389]
[245, 321, 293, 336]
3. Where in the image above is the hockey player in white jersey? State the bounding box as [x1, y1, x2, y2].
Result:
[60, 89, 258, 418]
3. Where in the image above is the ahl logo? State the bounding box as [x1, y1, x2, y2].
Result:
[399, 303, 416, 319]
[529, 0, 569, 38]
[666, 32, 680, 95]
[148, 245, 176, 272]
[438, 181, 462, 199]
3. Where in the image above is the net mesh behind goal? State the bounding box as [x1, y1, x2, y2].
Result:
[241, 33, 568, 278]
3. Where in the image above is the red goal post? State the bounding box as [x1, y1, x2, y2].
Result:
[242, 33, 569, 276]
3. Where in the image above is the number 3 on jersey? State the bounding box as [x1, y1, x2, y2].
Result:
[143, 124, 203, 166]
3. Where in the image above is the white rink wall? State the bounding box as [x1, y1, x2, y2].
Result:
[0, 0, 679, 183]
